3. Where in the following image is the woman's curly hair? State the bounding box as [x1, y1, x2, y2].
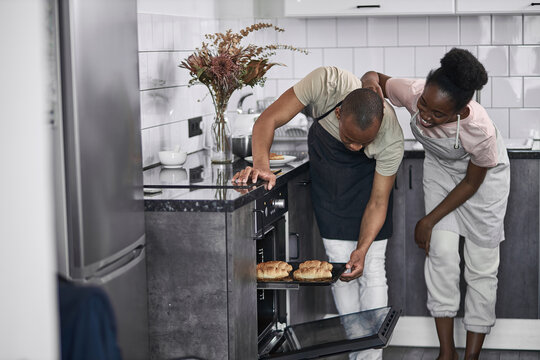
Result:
[426, 48, 488, 111]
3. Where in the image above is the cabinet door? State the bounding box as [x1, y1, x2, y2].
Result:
[456, 0, 540, 14]
[403, 158, 430, 316]
[386, 163, 406, 312]
[496, 159, 539, 319]
[285, 0, 455, 17]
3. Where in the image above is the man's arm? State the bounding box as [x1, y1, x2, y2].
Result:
[232, 87, 304, 189]
[341, 171, 396, 281]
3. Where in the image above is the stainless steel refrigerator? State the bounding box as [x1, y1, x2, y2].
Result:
[50, 1, 148, 359]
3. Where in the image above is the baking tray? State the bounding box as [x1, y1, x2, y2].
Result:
[257, 262, 347, 290]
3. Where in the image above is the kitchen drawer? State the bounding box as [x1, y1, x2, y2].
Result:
[285, 0, 455, 17]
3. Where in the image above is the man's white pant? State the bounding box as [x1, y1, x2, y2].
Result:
[323, 238, 388, 360]
[425, 230, 500, 334]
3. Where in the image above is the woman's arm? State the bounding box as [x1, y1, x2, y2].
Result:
[361, 71, 392, 99]
[415, 160, 488, 254]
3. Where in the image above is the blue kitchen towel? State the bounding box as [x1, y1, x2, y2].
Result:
[58, 276, 122, 360]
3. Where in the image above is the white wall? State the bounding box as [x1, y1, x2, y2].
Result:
[0, 1, 59, 359]
[137, 1, 540, 165]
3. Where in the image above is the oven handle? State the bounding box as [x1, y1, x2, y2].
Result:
[253, 210, 276, 240]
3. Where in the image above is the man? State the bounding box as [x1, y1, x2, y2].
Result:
[233, 66, 404, 359]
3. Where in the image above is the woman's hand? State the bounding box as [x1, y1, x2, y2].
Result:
[232, 166, 277, 189]
[362, 79, 385, 100]
[415, 216, 435, 255]
[340, 248, 367, 282]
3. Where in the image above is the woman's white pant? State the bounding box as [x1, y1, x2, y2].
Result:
[425, 230, 500, 334]
[323, 238, 388, 360]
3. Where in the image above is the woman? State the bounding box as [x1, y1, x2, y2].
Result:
[361, 48, 510, 360]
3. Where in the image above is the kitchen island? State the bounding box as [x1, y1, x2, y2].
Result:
[144, 142, 540, 358]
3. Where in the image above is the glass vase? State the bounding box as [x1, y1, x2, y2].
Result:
[210, 114, 233, 164]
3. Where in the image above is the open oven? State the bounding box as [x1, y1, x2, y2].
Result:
[254, 183, 401, 359]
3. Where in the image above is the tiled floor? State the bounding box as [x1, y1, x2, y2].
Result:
[321, 347, 540, 359]
[384, 346, 540, 359]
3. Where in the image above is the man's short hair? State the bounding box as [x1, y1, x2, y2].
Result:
[340, 88, 384, 130]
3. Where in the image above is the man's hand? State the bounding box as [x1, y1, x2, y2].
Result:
[232, 166, 277, 190]
[415, 216, 434, 256]
[340, 248, 367, 282]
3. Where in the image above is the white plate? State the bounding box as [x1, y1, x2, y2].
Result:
[244, 155, 296, 166]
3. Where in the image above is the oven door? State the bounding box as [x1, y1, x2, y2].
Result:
[259, 306, 400, 359]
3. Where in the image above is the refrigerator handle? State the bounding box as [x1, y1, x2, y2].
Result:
[88, 245, 145, 284]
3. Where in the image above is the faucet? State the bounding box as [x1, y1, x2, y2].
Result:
[237, 93, 253, 114]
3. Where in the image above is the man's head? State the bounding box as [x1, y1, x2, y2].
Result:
[335, 88, 384, 151]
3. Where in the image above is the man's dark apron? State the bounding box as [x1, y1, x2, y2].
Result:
[308, 103, 393, 241]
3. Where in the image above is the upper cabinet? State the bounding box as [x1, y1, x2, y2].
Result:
[284, 0, 455, 17]
[456, 0, 540, 14]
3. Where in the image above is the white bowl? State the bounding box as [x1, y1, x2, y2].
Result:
[159, 168, 188, 184]
[158, 150, 187, 166]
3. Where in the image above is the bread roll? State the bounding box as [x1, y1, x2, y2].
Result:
[257, 266, 290, 280]
[299, 260, 333, 271]
[269, 152, 285, 160]
[293, 267, 332, 280]
[257, 261, 292, 272]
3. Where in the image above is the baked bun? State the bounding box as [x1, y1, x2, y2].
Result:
[293, 267, 332, 280]
[257, 266, 290, 280]
[257, 260, 292, 272]
[299, 260, 333, 271]
[269, 152, 285, 160]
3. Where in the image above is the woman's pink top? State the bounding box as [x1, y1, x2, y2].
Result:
[386, 78, 498, 168]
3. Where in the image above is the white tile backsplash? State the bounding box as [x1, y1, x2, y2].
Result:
[510, 46, 540, 76]
[138, 14, 153, 51]
[277, 18, 307, 48]
[266, 50, 295, 79]
[428, 16, 459, 46]
[415, 46, 446, 78]
[323, 48, 354, 73]
[492, 77, 523, 108]
[385, 47, 415, 77]
[461, 16, 491, 45]
[337, 18, 367, 48]
[492, 16, 522, 45]
[138, 12, 540, 165]
[524, 16, 540, 44]
[524, 77, 540, 107]
[479, 77, 492, 108]
[294, 49, 323, 78]
[353, 47, 384, 76]
[486, 108, 509, 138]
[398, 17, 429, 46]
[307, 18, 336, 48]
[367, 17, 398, 46]
[478, 46, 509, 76]
[509, 109, 540, 138]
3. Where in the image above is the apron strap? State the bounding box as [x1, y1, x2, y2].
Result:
[314, 101, 342, 122]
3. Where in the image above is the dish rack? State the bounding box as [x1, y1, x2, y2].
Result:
[274, 125, 309, 142]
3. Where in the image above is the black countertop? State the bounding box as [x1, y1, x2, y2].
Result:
[144, 140, 540, 212]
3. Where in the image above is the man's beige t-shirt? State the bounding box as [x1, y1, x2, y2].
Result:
[293, 66, 404, 176]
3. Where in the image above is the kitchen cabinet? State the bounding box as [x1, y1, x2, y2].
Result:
[386, 156, 540, 319]
[284, 0, 455, 17]
[145, 204, 258, 360]
[456, 0, 540, 14]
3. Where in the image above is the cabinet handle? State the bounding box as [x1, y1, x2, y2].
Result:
[289, 233, 300, 260]
[408, 165, 413, 190]
[356, 4, 381, 8]
[531, 2, 540, 5]
[297, 180, 311, 187]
